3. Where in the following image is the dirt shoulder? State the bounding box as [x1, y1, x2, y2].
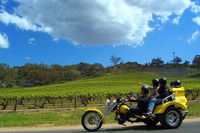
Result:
[0, 117, 200, 132]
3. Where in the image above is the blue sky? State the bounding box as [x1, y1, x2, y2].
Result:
[0, 0, 200, 66]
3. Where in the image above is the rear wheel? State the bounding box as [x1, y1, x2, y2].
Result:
[81, 111, 103, 131]
[160, 107, 183, 129]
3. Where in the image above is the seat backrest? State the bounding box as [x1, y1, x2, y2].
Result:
[171, 87, 187, 105]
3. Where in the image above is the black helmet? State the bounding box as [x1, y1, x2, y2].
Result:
[174, 80, 181, 87]
[159, 78, 167, 86]
[152, 79, 159, 86]
[141, 86, 149, 95]
[170, 81, 175, 87]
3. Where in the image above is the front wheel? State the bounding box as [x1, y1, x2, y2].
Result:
[160, 107, 183, 129]
[81, 111, 103, 131]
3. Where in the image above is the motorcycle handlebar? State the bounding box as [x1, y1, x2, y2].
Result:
[116, 97, 126, 103]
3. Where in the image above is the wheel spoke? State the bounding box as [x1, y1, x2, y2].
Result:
[82, 111, 102, 131]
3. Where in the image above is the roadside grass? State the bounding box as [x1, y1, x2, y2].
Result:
[187, 102, 200, 117]
[0, 109, 85, 127]
[0, 102, 200, 127]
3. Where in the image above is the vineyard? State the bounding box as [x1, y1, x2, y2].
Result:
[0, 72, 200, 111]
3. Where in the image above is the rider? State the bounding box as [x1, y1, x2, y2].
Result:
[118, 86, 150, 124]
[145, 78, 170, 117]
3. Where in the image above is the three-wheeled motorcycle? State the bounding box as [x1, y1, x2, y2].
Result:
[81, 87, 189, 131]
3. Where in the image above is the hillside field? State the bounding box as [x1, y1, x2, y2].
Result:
[0, 72, 199, 99]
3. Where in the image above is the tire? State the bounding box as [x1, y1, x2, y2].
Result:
[143, 117, 159, 127]
[81, 111, 103, 131]
[160, 107, 183, 129]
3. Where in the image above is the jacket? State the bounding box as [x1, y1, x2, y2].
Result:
[158, 85, 170, 99]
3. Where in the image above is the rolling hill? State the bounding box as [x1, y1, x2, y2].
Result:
[0, 72, 199, 99]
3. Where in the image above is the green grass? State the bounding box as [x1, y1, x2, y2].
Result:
[0, 72, 161, 98]
[0, 108, 116, 127]
[0, 72, 199, 99]
[0, 102, 199, 127]
[0, 109, 84, 127]
[187, 72, 200, 79]
[188, 102, 200, 116]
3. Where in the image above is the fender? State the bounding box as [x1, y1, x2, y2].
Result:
[153, 101, 187, 114]
[86, 109, 105, 123]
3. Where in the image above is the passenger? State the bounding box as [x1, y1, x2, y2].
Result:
[170, 81, 175, 88]
[118, 86, 150, 124]
[173, 80, 181, 88]
[149, 79, 159, 99]
[138, 79, 159, 98]
[170, 80, 181, 89]
[145, 78, 170, 117]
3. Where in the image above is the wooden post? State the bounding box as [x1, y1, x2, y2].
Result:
[74, 94, 77, 109]
[60, 98, 63, 107]
[13, 98, 18, 112]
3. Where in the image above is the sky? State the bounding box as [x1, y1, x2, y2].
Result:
[0, 0, 200, 67]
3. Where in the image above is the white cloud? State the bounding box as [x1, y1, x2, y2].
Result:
[0, 33, 9, 48]
[173, 16, 181, 25]
[0, 0, 194, 46]
[191, 4, 200, 14]
[187, 30, 200, 44]
[192, 16, 200, 25]
[125, 0, 192, 22]
[28, 38, 36, 45]
[25, 56, 31, 60]
[0, 11, 52, 33]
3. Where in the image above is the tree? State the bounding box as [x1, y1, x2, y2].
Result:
[0, 63, 9, 82]
[183, 61, 190, 67]
[0, 63, 9, 88]
[171, 56, 182, 64]
[17, 63, 41, 83]
[192, 55, 200, 67]
[88, 63, 105, 76]
[51, 64, 65, 79]
[18, 63, 61, 86]
[63, 66, 81, 81]
[51, 64, 63, 71]
[110, 56, 121, 66]
[124, 62, 140, 71]
[26, 69, 61, 85]
[76, 62, 91, 76]
[150, 58, 164, 67]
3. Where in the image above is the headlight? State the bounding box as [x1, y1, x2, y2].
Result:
[106, 99, 111, 106]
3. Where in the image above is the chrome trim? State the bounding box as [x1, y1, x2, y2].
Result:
[95, 101, 117, 123]
[182, 110, 189, 119]
[162, 92, 177, 103]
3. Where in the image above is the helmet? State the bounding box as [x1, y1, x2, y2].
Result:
[141, 86, 149, 95]
[152, 79, 159, 86]
[159, 78, 167, 86]
[174, 80, 181, 87]
[170, 81, 175, 87]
